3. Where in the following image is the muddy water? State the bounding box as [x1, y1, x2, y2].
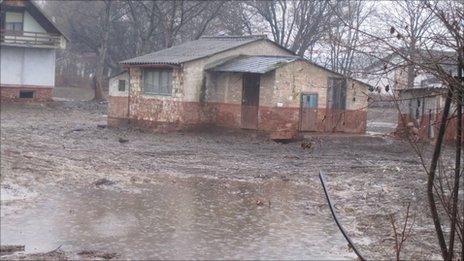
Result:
[1, 177, 354, 260]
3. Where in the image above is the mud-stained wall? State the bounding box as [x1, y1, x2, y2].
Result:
[108, 40, 369, 133]
[202, 60, 369, 133]
[182, 40, 292, 102]
[125, 67, 203, 130]
[261, 60, 369, 133]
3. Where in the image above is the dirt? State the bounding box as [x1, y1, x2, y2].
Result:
[0, 101, 455, 260]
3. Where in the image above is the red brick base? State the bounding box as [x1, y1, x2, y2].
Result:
[108, 97, 367, 134]
[1, 86, 53, 102]
[396, 113, 464, 142]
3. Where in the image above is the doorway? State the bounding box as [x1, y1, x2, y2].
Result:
[241, 73, 260, 129]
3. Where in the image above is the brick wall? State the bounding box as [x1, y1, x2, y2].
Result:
[0, 86, 53, 102]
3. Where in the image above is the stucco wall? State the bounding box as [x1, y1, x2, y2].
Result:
[182, 40, 292, 102]
[203, 60, 369, 133]
[0, 46, 56, 87]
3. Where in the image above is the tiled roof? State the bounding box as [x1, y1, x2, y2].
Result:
[208, 55, 301, 74]
[120, 35, 268, 65]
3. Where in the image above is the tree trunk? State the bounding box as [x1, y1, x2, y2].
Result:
[93, 1, 112, 101]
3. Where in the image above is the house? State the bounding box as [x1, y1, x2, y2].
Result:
[396, 87, 448, 139]
[108, 35, 371, 137]
[0, 0, 67, 101]
[365, 50, 461, 141]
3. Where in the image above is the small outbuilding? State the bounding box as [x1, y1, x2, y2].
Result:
[108, 35, 371, 137]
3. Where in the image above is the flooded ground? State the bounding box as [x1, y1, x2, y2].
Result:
[0, 101, 450, 259]
[2, 178, 353, 260]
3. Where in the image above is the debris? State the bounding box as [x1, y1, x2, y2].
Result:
[118, 137, 129, 143]
[94, 178, 116, 186]
[270, 130, 298, 142]
[77, 250, 118, 259]
[256, 199, 264, 206]
[97, 124, 107, 129]
[0, 245, 25, 255]
[301, 140, 312, 150]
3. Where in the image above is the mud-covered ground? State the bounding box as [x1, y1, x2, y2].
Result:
[0, 101, 453, 260]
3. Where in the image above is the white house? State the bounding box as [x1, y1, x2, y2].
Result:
[0, 0, 67, 101]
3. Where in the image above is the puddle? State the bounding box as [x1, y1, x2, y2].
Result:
[1, 177, 354, 260]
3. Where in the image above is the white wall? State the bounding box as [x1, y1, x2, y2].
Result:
[23, 11, 46, 33]
[0, 46, 56, 87]
[109, 72, 129, 97]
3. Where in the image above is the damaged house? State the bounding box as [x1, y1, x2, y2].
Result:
[108, 35, 370, 137]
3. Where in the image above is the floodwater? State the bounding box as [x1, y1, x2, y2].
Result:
[1, 177, 355, 260]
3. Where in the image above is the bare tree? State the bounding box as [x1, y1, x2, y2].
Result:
[334, 0, 463, 259]
[324, 0, 373, 76]
[248, 0, 336, 57]
[378, 1, 437, 89]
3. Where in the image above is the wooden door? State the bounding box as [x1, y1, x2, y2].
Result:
[241, 74, 260, 129]
[300, 94, 318, 131]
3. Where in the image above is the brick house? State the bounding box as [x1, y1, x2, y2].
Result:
[0, 0, 67, 102]
[108, 35, 370, 136]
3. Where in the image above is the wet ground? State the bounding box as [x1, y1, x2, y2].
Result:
[0, 101, 450, 260]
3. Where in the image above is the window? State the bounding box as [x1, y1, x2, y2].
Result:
[118, 80, 126, 92]
[19, 91, 34, 99]
[302, 94, 318, 109]
[143, 69, 172, 95]
[5, 12, 23, 32]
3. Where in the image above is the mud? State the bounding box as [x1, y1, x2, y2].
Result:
[0, 101, 453, 259]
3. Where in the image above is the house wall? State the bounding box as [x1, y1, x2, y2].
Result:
[0, 45, 56, 101]
[204, 60, 369, 133]
[266, 61, 368, 133]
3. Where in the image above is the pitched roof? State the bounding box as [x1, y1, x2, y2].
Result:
[120, 35, 275, 65]
[208, 55, 301, 74]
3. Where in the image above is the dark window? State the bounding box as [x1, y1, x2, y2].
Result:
[19, 91, 34, 99]
[5, 12, 23, 32]
[118, 80, 126, 92]
[327, 78, 347, 110]
[143, 69, 172, 95]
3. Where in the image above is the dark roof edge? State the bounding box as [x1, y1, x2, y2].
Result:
[29, 0, 70, 41]
[120, 37, 296, 65]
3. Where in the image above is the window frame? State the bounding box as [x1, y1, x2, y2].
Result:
[141, 68, 173, 96]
